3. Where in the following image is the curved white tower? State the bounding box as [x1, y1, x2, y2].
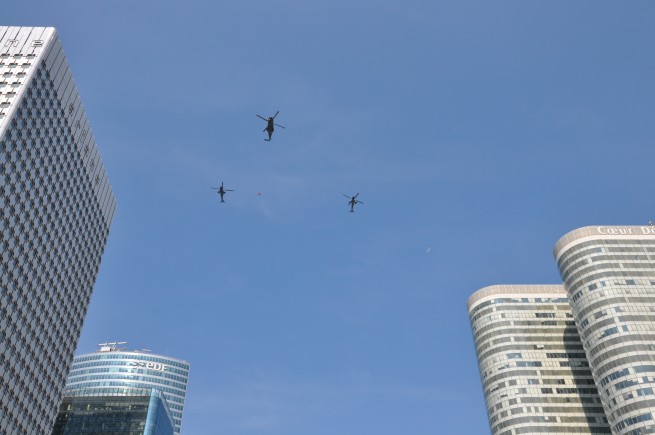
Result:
[468, 285, 610, 434]
[555, 226, 655, 435]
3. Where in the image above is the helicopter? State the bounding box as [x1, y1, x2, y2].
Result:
[256, 111, 285, 141]
[211, 182, 234, 203]
[343, 193, 364, 212]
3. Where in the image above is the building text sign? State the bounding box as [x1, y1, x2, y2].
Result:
[129, 361, 167, 372]
[597, 227, 655, 236]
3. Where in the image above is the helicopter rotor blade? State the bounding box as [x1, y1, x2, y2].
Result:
[273, 110, 279, 119]
[256, 114, 268, 121]
[225, 189, 234, 192]
[357, 201, 365, 204]
[211, 187, 219, 190]
[274, 123, 285, 129]
[354, 193, 360, 198]
[343, 194, 351, 199]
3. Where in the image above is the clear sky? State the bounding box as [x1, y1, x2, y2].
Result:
[5, 1, 655, 434]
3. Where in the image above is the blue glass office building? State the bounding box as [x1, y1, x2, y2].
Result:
[64, 345, 190, 435]
[52, 388, 174, 435]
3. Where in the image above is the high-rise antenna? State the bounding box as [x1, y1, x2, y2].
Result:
[97, 341, 128, 352]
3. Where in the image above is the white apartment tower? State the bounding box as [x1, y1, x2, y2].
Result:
[555, 226, 655, 435]
[468, 285, 611, 434]
[0, 27, 115, 433]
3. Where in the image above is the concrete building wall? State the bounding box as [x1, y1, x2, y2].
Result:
[0, 26, 115, 433]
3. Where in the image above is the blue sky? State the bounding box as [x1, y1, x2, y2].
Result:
[5, 1, 655, 433]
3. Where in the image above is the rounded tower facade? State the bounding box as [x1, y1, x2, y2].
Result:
[468, 285, 609, 434]
[64, 344, 190, 435]
[555, 226, 655, 435]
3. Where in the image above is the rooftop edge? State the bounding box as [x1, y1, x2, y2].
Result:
[467, 284, 565, 312]
[553, 225, 655, 261]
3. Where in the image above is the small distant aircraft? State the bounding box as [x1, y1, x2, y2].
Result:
[211, 182, 234, 203]
[343, 193, 364, 212]
[257, 111, 285, 141]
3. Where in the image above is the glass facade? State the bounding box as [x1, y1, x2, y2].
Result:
[0, 27, 116, 433]
[52, 388, 174, 435]
[468, 285, 611, 434]
[65, 350, 190, 434]
[555, 226, 655, 435]
[470, 227, 655, 435]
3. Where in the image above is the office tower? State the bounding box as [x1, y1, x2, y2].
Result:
[62, 343, 190, 434]
[52, 388, 174, 435]
[555, 226, 655, 435]
[468, 285, 611, 434]
[0, 27, 116, 433]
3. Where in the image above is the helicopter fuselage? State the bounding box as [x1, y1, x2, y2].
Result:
[264, 119, 275, 140]
[212, 183, 233, 202]
[258, 112, 283, 141]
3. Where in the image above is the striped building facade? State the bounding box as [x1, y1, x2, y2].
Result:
[0, 26, 115, 433]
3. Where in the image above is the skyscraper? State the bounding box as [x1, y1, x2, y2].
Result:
[62, 343, 190, 435]
[0, 26, 116, 433]
[468, 285, 611, 434]
[555, 226, 655, 435]
[52, 388, 175, 435]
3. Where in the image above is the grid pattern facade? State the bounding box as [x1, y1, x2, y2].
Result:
[65, 351, 190, 435]
[555, 226, 655, 435]
[0, 27, 115, 434]
[468, 285, 611, 434]
[52, 389, 174, 435]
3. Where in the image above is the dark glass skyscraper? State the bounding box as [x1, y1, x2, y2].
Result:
[52, 388, 174, 435]
[0, 26, 116, 433]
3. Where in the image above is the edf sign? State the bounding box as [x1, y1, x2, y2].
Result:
[129, 361, 167, 372]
